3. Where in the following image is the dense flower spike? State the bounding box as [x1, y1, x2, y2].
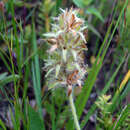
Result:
[43, 8, 88, 93]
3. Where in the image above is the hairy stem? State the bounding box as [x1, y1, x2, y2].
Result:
[69, 92, 81, 130]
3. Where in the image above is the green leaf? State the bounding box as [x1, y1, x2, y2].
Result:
[86, 7, 104, 22]
[80, 56, 125, 128]
[0, 119, 6, 130]
[76, 0, 128, 119]
[73, 0, 93, 8]
[56, 0, 63, 14]
[49, 82, 60, 89]
[55, 64, 61, 78]
[28, 105, 45, 130]
[44, 100, 56, 130]
[0, 74, 20, 86]
[0, 52, 12, 73]
[86, 22, 102, 38]
[31, 20, 45, 129]
[120, 81, 130, 101]
[112, 104, 130, 130]
[0, 73, 8, 81]
[45, 68, 54, 77]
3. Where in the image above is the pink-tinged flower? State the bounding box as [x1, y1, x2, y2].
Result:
[43, 8, 88, 93]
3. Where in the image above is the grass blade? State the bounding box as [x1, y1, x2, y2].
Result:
[112, 104, 130, 130]
[108, 70, 130, 112]
[31, 19, 45, 129]
[0, 119, 6, 130]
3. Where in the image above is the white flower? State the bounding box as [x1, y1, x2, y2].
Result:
[43, 8, 88, 93]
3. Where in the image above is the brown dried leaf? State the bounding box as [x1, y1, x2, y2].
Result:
[47, 38, 57, 44]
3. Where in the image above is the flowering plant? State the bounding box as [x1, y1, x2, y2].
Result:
[43, 8, 88, 130]
[43, 8, 87, 93]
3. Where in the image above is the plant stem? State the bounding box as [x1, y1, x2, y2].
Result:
[69, 92, 81, 130]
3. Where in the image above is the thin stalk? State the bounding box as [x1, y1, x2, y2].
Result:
[69, 92, 80, 130]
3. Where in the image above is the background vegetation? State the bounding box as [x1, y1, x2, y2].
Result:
[0, 0, 129, 129]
